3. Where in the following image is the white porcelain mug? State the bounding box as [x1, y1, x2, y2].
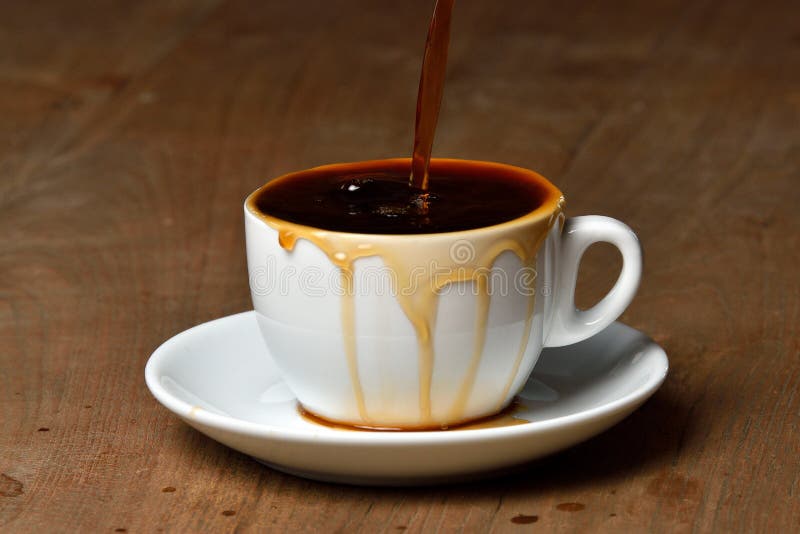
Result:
[245, 159, 641, 429]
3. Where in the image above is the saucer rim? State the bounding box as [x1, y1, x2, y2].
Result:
[145, 310, 668, 446]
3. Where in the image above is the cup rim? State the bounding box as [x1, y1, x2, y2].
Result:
[244, 158, 564, 239]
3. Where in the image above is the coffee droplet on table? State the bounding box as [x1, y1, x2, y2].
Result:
[510, 514, 539, 524]
[556, 502, 586, 512]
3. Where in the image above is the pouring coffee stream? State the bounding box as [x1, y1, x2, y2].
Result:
[409, 0, 455, 193]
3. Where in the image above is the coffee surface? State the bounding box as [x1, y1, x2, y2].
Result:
[254, 170, 544, 234]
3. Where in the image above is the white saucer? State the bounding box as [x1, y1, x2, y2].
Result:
[145, 311, 668, 485]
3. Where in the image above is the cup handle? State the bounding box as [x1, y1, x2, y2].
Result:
[546, 215, 642, 347]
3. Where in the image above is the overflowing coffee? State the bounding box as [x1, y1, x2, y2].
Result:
[247, 1, 556, 430]
[247, 159, 566, 430]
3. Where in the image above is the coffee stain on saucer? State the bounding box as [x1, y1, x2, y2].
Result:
[298, 398, 530, 431]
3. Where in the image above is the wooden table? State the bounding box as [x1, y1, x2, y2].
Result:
[2, 0, 798, 531]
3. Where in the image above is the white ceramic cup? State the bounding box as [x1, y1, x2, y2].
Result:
[245, 159, 641, 429]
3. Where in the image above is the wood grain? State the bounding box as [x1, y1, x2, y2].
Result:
[2, 0, 799, 531]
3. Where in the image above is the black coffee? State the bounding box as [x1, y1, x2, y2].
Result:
[254, 167, 545, 234]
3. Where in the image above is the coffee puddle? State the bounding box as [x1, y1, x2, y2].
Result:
[299, 399, 530, 432]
